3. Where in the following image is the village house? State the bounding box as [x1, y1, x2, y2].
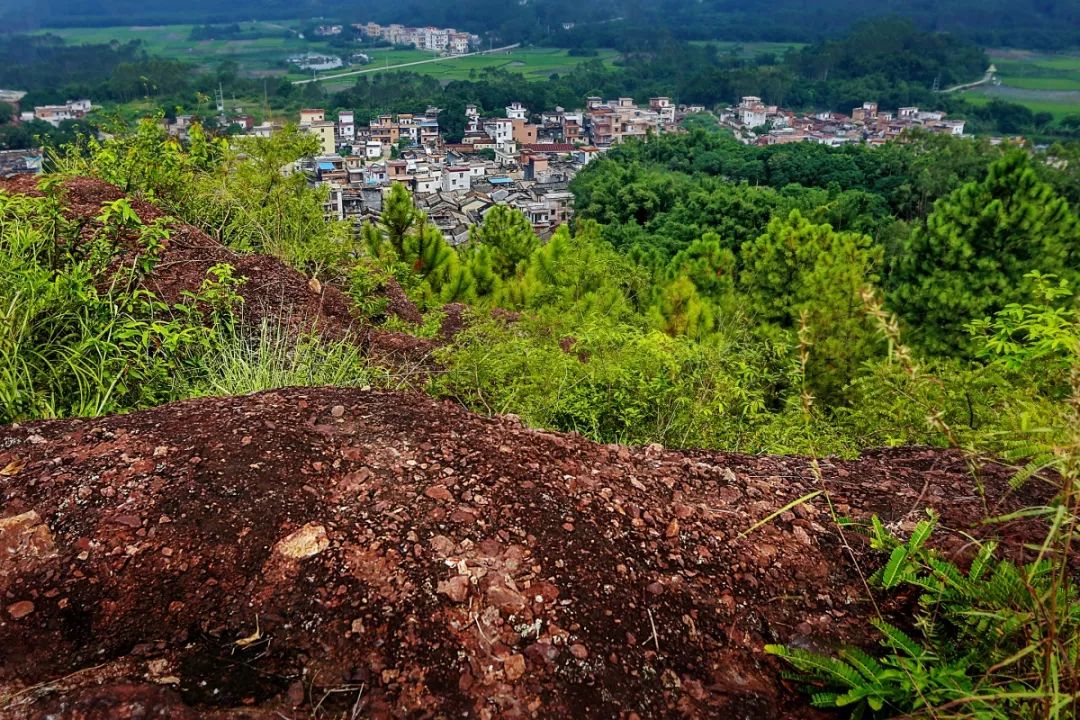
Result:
[33, 99, 92, 127]
[0, 89, 26, 111]
[506, 102, 528, 121]
[442, 166, 472, 193]
[366, 112, 441, 152]
[512, 118, 538, 144]
[0, 148, 41, 177]
[737, 96, 768, 128]
[722, 97, 967, 146]
[448, 33, 471, 55]
[356, 20, 473, 56]
[250, 122, 278, 138]
[300, 108, 325, 125]
[337, 111, 355, 143]
[307, 121, 337, 156]
[584, 96, 675, 146]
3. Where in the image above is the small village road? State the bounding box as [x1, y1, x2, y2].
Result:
[292, 44, 522, 85]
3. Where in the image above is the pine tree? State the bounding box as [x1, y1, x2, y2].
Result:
[360, 219, 389, 260]
[529, 226, 571, 287]
[892, 152, 1080, 356]
[464, 245, 500, 298]
[381, 182, 418, 256]
[741, 210, 883, 404]
[647, 275, 716, 340]
[666, 232, 737, 305]
[405, 222, 455, 288]
[468, 205, 540, 276]
[440, 263, 477, 303]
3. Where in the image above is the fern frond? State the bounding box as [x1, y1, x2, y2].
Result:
[840, 646, 885, 681]
[870, 515, 891, 549]
[765, 645, 864, 687]
[907, 514, 936, 554]
[871, 619, 926, 660]
[968, 541, 998, 581]
[1005, 453, 1057, 489]
[927, 556, 968, 594]
[881, 545, 911, 589]
[810, 691, 842, 708]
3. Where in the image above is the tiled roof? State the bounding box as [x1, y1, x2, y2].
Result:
[524, 144, 575, 153]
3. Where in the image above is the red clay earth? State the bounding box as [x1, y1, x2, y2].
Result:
[0, 387, 1049, 719]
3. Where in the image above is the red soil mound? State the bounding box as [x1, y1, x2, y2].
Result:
[0, 387, 1043, 719]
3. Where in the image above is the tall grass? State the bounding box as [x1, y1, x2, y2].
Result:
[1, 185, 387, 423]
[767, 283, 1080, 719]
[185, 319, 384, 398]
[0, 189, 199, 422]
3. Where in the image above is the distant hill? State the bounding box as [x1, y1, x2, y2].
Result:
[0, 0, 1076, 49]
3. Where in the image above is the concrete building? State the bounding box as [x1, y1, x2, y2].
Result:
[512, 118, 538, 145]
[33, 99, 92, 127]
[305, 121, 336, 156]
[506, 102, 528, 120]
[442, 166, 472, 193]
[337, 110, 355, 142]
[300, 108, 325, 125]
[737, 96, 767, 128]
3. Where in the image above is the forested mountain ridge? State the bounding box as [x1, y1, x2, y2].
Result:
[0, 0, 1076, 49]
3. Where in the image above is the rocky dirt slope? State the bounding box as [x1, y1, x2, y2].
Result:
[0, 387, 1044, 719]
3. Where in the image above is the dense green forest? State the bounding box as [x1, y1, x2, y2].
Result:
[1, 0, 1077, 50]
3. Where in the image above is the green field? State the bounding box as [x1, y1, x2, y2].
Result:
[36, 22, 344, 78]
[960, 49, 1080, 120]
[34, 23, 621, 88]
[315, 47, 621, 90]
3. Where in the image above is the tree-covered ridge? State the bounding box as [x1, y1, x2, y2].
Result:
[0, 34, 193, 104]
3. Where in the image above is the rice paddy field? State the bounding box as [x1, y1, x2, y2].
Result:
[961, 49, 1080, 120]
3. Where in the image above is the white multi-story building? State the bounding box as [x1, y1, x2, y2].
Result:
[442, 166, 472, 193]
[506, 102, 528, 120]
[337, 110, 355, 142]
[423, 27, 450, 52]
[33, 99, 92, 127]
[483, 118, 513, 144]
[738, 96, 767, 128]
[448, 33, 470, 55]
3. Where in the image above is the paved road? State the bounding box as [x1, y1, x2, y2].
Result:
[940, 69, 995, 94]
[292, 44, 522, 85]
